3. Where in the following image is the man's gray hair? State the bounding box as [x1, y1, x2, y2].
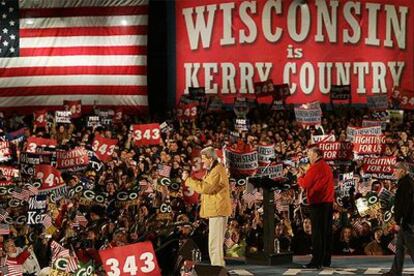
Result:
[394, 161, 410, 172]
[200, 146, 218, 160]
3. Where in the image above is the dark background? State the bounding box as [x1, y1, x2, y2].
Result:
[147, 0, 174, 118]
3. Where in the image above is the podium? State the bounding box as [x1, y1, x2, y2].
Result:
[245, 176, 293, 265]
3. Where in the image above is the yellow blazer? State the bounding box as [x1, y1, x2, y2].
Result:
[186, 162, 232, 218]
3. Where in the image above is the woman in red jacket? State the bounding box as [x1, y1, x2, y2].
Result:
[298, 147, 334, 269]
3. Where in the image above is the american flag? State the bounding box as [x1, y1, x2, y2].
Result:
[0, 208, 8, 221]
[42, 214, 52, 228]
[0, 0, 148, 112]
[0, 223, 9, 235]
[157, 164, 171, 178]
[65, 255, 79, 273]
[75, 214, 88, 227]
[139, 179, 148, 186]
[2, 259, 23, 276]
[50, 240, 70, 262]
[10, 187, 29, 201]
[388, 237, 397, 253]
[224, 237, 235, 249]
[25, 184, 38, 196]
[352, 220, 363, 233]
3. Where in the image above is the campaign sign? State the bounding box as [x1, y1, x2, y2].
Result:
[257, 144, 275, 165]
[26, 137, 57, 154]
[27, 195, 47, 225]
[387, 109, 404, 126]
[33, 110, 47, 128]
[362, 156, 396, 174]
[99, 242, 161, 276]
[131, 124, 161, 147]
[399, 89, 414, 110]
[273, 83, 290, 101]
[224, 148, 258, 176]
[311, 134, 336, 144]
[346, 126, 382, 141]
[367, 95, 388, 110]
[56, 147, 89, 171]
[92, 135, 118, 163]
[99, 110, 114, 126]
[55, 111, 72, 124]
[234, 118, 249, 132]
[352, 135, 386, 155]
[254, 79, 274, 97]
[63, 100, 81, 118]
[355, 192, 381, 217]
[330, 85, 351, 100]
[0, 142, 11, 163]
[87, 116, 101, 128]
[362, 120, 387, 131]
[317, 142, 353, 161]
[256, 163, 284, 180]
[294, 107, 321, 126]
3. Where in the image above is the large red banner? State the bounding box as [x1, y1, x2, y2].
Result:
[176, 0, 414, 104]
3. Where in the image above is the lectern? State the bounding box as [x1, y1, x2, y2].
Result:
[245, 176, 293, 265]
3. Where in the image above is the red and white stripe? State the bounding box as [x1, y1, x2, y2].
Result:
[0, 0, 148, 112]
[65, 255, 79, 273]
[26, 185, 39, 196]
[75, 214, 88, 227]
[51, 241, 70, 262]
[4, 259, 23, 276]
[42, 214, 52, 229]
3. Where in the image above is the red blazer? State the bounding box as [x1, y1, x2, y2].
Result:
[298, 159, 334, 204]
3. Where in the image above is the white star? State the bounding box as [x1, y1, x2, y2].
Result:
[1, 1, 5, 6]
[10, 47, 15, 53]
[2, 28, 8, 34]
[2, 14, 6, 19]
[9, 20, 15, 26]
[9, 7, 14, 12]
[3, 40, 8, 47]
[10, 34, 15, 40]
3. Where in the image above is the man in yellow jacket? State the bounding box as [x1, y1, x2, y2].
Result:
[182, 146, 232, 267]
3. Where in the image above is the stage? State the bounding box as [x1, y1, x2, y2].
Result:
[226, 256, 414, 275]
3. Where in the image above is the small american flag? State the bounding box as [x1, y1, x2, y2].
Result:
[42, 214, 52, 229]
[10, 187, 29, 201]
[0, 223, 9, 235]
[3, 259, 23, 276]
[157, 164, 171, 178]
[51, 240, 70, 262]
[139, 179, 148, 186]
[388, 237, 397, 253]
[224, 238, 235, 249]
[26, 184, 38, 196]
[352, 220, 363, 233]
[75, 214, 88, 227]
[0, 208, 9, 222]
[71, 220, 79, 229]
[65, 255, 79, 273]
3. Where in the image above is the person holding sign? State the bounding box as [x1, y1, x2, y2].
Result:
[382, 162, 414, 276]
[297, 147, 334, 269]
[182, 146, 232, 267]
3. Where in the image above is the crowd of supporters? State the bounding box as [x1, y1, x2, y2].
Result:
[0, 99, 411, 275]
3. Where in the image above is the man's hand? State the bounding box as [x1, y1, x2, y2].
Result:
[394, 224, 401, 232]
